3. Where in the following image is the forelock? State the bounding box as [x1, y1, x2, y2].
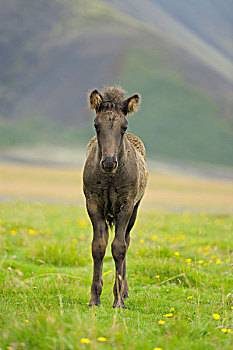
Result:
[100, 86, 126, 111]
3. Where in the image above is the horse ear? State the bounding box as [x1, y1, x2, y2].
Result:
[123, 94, 141, 115]
[89, 90, 103, 111]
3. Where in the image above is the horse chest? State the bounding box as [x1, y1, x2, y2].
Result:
[90, 175, 129, 213]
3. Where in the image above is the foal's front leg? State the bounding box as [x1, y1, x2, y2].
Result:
[112, 200, 134, 308]
[87, 200, 108, 306]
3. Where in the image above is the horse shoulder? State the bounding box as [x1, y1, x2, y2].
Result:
[86, 135, 97, 157]
[126, 133, 146, 160]
[125, 133, 148, 204]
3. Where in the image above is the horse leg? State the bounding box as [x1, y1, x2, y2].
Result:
[112, 200, 134, 308]
[123, 200, 141, 299]
[86, 199, 109, 306]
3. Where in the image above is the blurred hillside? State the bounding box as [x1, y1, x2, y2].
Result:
[0, 0, 233, 166]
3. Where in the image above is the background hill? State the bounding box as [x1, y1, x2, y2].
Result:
[0, 0, 232, 166]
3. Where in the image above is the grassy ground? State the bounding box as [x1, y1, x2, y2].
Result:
[0, 201, 232, 349]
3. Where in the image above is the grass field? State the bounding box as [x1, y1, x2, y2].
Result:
[0, 163, 233, 349]
[0, 201, 233, 350]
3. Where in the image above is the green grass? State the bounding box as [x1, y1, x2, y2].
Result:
[0, 115, 94, 149]
[0, 202, 232, 349]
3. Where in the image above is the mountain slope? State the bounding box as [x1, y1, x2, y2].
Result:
[106, 0, 233, 84]
[0, 0, 232, 166]
[0, 0, 137, 123]
[153, 0, 233, 61]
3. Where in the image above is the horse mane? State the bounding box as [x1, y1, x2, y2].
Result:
[101, 86, 126, 110]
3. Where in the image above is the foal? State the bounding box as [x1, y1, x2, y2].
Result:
[83, 87, 148, 308]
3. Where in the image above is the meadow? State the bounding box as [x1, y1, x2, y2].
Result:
[0, 164, 232, 349]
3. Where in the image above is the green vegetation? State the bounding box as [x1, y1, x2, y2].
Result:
[0, 202, 232, 349]
[0, 116, 94, 149]
[115, 47, 233, 166]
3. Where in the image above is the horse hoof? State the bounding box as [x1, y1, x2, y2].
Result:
[89, 300, 100, 307]
[113, 299, 126, 309]
[123, 291, 129, 299]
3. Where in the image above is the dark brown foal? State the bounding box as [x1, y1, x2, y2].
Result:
[83, 87, 148, 307]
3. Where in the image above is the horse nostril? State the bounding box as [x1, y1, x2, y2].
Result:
[101, 157, 118, 172]
[101, 159, 105, 169]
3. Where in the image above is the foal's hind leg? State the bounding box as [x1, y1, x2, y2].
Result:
[86, 200, 109, 306]
[123, 201, 140, 299]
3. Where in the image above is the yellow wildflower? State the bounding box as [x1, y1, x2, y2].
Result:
[103, 270, 113, 276]
[211, 255, 216, 260]
[77, 220, 88, 227]
[216, 259, 222, 264]
[140, 239, 145, 244]
[7, 347, 12, 350]
[80, 338, 91, 344]
[231, 306, 233, 310]
[97, 337, 107, 342]
[187, 296, 193, 300]
[158, 320, 165, 325]
[153, 347, 162, 350]
[198, 260, 204, 264]
[163, 313, 173, 318]
[10, 230, 17, 235]
[213, 314, 220, 320]
[196, 248, 202, 253]
[25, 319, 29, 323]
[28, 229, 37, 235]
[170, 307, 174, 312]
[221, 328, 228, 333]
[152, 235, 158, 241]
[205, 245, 210, 250]
[187, 317, 191, 322]
[72, 238, 78, 243]
[155, 275, 160, 279]
[174, 252, 180, 256]
[186, 258, 192, 263]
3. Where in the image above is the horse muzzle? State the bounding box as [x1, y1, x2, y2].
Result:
[100, 156, 118, 174]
